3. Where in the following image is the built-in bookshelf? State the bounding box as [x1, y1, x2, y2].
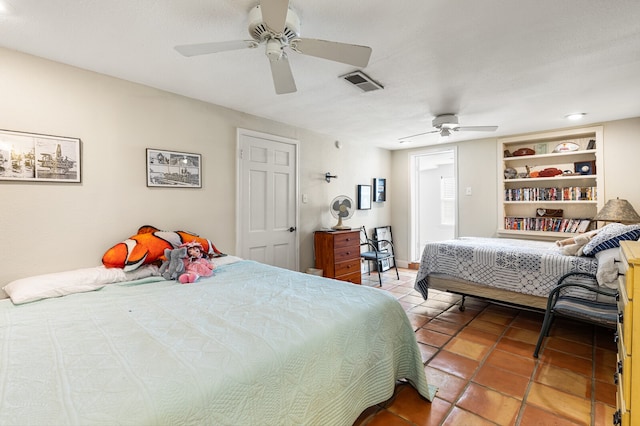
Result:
[498, 126, 604, 240]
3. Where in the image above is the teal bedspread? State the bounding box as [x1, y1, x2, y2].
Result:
[0, 260, 434, 425]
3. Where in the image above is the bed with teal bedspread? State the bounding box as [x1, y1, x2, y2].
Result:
[0, 260, 434, 425]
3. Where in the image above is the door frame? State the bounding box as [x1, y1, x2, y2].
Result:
[409, 146, 458, 262]
[236, 128, 300, 270]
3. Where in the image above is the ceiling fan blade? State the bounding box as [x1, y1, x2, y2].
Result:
[398, 130, 440, 141]
[290, 38, 372, 67]
[269, 54, 297, 94]
[456, 126, 499, 132]
[175, 40, 256, 57]
[260, 0, 289, 33]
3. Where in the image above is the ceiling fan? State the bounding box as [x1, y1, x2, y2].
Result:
[174, 0, 372, 95]
[399, 114, 498, 140]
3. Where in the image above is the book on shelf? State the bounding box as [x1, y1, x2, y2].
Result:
[504, 217, 591, 233]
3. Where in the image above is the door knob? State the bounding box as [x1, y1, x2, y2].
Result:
[288, 227, 297, 232]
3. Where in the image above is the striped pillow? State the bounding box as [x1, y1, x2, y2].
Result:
[582, 223, 640, 256]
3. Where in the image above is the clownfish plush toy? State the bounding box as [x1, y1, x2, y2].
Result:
[102, 225, 222, 271]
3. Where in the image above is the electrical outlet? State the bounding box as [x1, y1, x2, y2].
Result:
[465, 187, 472, 196]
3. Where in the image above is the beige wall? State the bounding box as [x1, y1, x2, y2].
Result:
[2, 47, 639, 288]
[0, 47, 390, 287]
[391, 117, 640, 263]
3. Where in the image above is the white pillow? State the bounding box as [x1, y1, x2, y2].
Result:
[2, 265, 158, 304]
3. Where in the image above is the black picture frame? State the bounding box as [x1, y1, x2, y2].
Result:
[373, 178, 386, 202]
[0, 129, 82, 183]
[146, 148, 202, 188]
[374, 226, 394, 269]
[357, 184, 371, 210]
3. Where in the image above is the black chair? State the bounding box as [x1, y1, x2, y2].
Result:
[533, 272, 618, 358]
[360, 226, 399, 286]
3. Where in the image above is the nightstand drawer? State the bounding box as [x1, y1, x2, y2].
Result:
[340, 271, 362, 284]
[334, 245, 359, 261]
[335, 259, 360, 277]
[332, 231, 360, 248]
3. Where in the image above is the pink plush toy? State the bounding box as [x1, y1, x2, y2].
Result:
[178, 241, 215, 284]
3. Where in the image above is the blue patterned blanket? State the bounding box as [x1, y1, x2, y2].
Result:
[414, 237, 598, 300]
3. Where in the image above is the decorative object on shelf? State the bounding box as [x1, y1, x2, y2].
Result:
[535, 143, 547, 154]
[357, 185, 371, 210]
[373, 178, 386, 202]
[504, 167, 517, 179]
[512, 148, 535, 156]
[504, 149, 513, 157]
[146, 148, 201, 188]
[592, 198, 640, 225]
[552, 142, 580, 153]
[324, 172, 338, 183]
[574, 160, 596, 175]
[537, 167, 563, 177]
[0, 129, 81, 183]
[329, 195, 355, 230]
[536, 208, 563, 218]
[587, 139, 596, 150]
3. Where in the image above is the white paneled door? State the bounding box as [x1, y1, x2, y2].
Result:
[237, 129, 299, 270]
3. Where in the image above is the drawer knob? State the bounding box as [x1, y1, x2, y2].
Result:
[617, 360, 623, 375]
[614, 372, 619, 385]
[614, 332, 619, 343]
[613, 409, 622, 425]
[618, 311, 624, 324]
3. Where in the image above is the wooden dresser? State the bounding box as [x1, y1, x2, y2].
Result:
[314, 230, 361, 284]
[615, 241, 640, 425]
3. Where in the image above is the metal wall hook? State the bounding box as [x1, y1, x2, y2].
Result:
[325, 172, 337, 183]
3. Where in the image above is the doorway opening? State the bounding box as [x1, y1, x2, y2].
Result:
[410, 148, 457, 262]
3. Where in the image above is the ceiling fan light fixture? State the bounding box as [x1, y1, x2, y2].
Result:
[265, 39, 284, 60]
[565, 112, 586, 120]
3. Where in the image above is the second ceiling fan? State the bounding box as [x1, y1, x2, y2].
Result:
[174, 0, 372, 95]
[399, 114, 498, 140]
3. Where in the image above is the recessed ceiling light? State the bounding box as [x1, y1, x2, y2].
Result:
[565, 113, 586, 120]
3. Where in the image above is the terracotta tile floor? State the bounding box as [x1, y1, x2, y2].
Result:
[354, 268, 617, 426]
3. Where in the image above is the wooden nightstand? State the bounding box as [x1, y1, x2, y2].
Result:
[314, 230, 361, 284]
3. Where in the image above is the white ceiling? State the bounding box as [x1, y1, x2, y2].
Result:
[1, 0, 639, 150]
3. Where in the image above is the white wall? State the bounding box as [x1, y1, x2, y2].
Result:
[391, 117, 640, 263]
[0, 47, 390, 288]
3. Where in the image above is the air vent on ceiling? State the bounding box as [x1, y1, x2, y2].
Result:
[341, 70, 383, 92]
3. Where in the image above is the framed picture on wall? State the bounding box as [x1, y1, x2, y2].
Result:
[357, 184, 372, 209]
[146, 148, 202, 188]
[373, 178, 386, 202]
[0, 129, 81, 183]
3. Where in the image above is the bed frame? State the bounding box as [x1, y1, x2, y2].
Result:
[428, 274, 548, 311]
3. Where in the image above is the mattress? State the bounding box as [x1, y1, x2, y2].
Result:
[414, 237, 598, 301]
[0, 260, 434, 426]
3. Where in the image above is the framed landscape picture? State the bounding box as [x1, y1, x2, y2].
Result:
[146, 148, 201, 188]
[0, 129, 81, 183]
